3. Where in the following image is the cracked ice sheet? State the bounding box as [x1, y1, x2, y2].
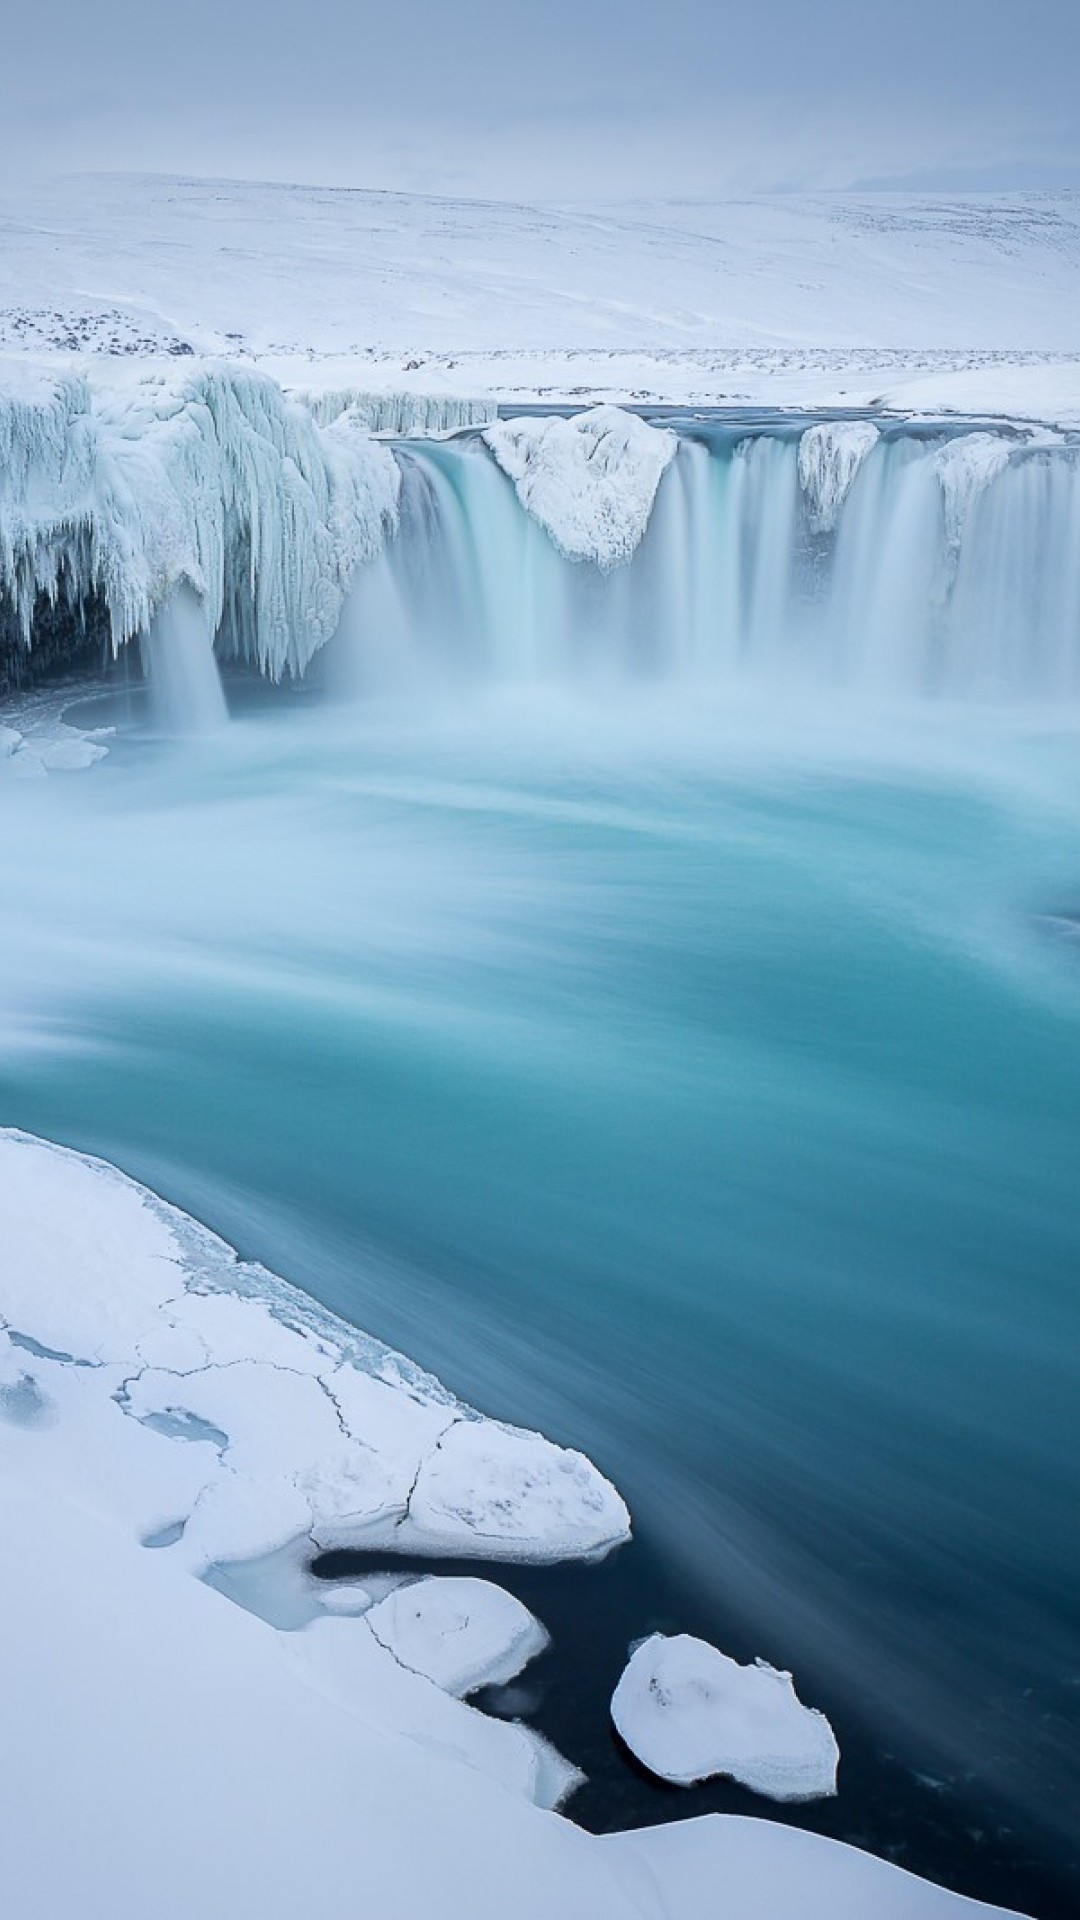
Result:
[364, 1575, 550, 1697]
[0, 1127, 625, 1818]
[0, 1129, 629, 1574]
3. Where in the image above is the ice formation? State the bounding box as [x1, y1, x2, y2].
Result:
[294, 388, 495, 436]
[484, 405, 677, 568]
[0, 360, 400, 682]
[611, 1633, 839, 1800]
[797, 421, 880, 533]
[363, 1576, 550, 1696]
[0, 1131, 629, 1579]
[933, 431, 1015, 554]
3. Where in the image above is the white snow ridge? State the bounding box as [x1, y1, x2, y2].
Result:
[484, 405, 677, 568]
[611, 1632, 840, 1800]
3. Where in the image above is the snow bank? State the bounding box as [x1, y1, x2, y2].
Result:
[0, 359, 400, 682]
[606, 1817, 1025, 1920]
[0, 1478, 630, 1920]
[611, 1633, 839, 1800]
[484, 406, 677, 568]
[797, 421, 880, 533]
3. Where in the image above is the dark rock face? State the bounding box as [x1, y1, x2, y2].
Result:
[0, 586, 116, 699]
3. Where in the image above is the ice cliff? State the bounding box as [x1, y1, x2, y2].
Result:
[0, 361, 400, 682]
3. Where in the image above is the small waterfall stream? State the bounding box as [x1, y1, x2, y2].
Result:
[144, 583, 228, 733]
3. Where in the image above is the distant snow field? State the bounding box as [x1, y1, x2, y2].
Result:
[0, 173, 1078, 420]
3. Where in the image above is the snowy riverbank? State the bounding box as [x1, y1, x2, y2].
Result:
[0, 1129, 1028, 1917]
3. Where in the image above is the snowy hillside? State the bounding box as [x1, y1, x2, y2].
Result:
[0, 174, 1078, 414]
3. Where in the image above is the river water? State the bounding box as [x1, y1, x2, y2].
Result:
[2, 673, 1078, 1913]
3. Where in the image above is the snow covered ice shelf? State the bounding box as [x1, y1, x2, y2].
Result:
[0, 1128, 1032, 1916]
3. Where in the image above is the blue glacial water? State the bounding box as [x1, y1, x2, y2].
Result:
[2, 680, 1079, 1913]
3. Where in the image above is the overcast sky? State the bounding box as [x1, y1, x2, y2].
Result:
[6, 0, 1079, 196]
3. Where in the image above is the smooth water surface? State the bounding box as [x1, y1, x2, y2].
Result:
[2, 682, 1079, 1911]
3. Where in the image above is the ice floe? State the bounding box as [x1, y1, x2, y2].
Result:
[611, 1632, 840, 1800]
[484, 406, 677, 568]
[0, 1129, 1026, 1917]
[363, 1575, 549, 1696]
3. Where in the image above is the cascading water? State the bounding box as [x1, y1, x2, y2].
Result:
[143, 583, 228, 733]
[327, 418, 1080, 702]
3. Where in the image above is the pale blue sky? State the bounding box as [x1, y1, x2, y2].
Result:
[7, 0, 1079, 194]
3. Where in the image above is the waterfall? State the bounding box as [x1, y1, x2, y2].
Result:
[330, 419, 1080, 703]
[143, 584, 228, 734]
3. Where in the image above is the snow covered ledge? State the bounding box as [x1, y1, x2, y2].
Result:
[0, 1129, 1028, 1920]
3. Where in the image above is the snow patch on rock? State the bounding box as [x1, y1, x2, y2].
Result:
[611, 1632, 839, 1801]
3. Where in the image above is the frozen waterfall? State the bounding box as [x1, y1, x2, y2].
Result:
[3, 373, 1079, 714]
[334, 413, 1080, 701]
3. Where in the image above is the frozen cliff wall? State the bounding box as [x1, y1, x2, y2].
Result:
[293, 389, 495, 436]
[0, 362, 400, 683]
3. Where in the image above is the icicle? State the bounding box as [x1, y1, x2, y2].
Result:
[0, 362, 401, 684]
